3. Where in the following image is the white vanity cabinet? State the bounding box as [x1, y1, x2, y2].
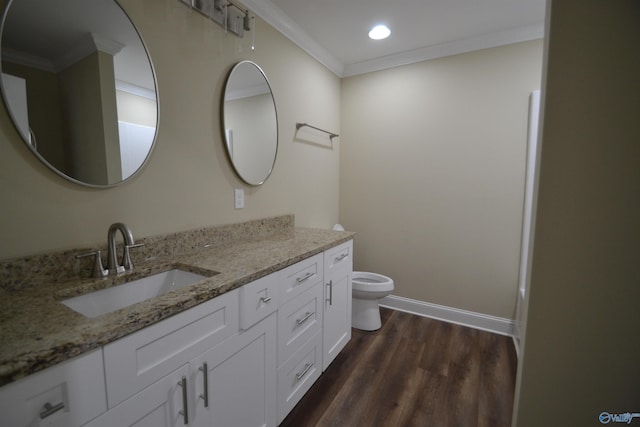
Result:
[190, 272, 278, 427]
[0, 239, 353, 427]
[90, 317, 277, 427]
[273, 241, 353, 423]
[87, 289, 241, 427]
[0, 349, 106, 427]
[322, 240, 353, 370]
[85, 364, 190, 427]
[276, 254, 325, 423]
[90, 274, 279, 427]
[191, 313, 277, 427]
[102, 289, 240, 408]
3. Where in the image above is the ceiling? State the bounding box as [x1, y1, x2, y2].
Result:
[2, 0, 155, 91]
[242, 0, 546, 77]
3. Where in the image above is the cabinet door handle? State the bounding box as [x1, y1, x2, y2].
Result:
[40, 402, 65, 419]
[199, 363, 209, 408]
[296, 272, 314, 284]
[335, 253, 348, 263]
[326, 280, 333, 305]
[260, 296, 272, 304]
[296, 311, 314, 326]
[295, 362, 314, 381]
[178, 376, 188, 425]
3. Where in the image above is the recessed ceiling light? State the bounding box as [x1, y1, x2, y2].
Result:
[368, 24, 390, 40]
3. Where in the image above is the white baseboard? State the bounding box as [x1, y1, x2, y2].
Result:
[379, 295, 515, 337]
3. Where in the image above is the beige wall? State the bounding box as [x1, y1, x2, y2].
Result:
[0, 0, 340, 259]
[513, 1, 640, 424]
[116, 91, 157, 128]
[340, 41, 543, 318]
[2, 62, 69, 173]
[59, 51, 121, 184]
[225, 93, 277, 184]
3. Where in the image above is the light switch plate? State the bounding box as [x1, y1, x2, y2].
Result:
[234, 188, 244, 209]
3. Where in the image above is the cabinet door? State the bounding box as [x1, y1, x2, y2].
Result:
[103, 289, 239, 408]
[322, 240, 353, 371]
[85, 365, 189, 427]
[0, 349, 106, 427]
[192, 313, 277, 427]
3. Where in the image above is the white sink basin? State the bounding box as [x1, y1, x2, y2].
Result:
[61, 269, 212, 318]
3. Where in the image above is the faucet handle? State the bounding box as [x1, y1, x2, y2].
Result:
[76, 250, 108, 278]
[122, 243, 145, 271]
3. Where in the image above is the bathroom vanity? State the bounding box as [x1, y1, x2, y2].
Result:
[0, 216, 353, 426]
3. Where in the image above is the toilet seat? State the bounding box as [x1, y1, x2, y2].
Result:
[352, 271, 394, 293]
[351, 271, 394, 331]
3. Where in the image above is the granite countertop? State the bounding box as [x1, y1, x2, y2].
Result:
[0, 226, 354, 387]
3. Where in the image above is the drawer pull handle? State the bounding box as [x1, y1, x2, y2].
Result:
[296, 272, 315, 284]
[260, 296, 272, 304]
[178, 376, 188, 425]
[335, 253, 348, 262]
[199, 363, 209, 408]
[296, 311, 314, 326]
[40, 402, 65, 419]
[326, 280, 333, 305]
[295, 362, 314, 381]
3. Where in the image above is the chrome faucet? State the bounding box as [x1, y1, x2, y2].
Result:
[76, 223, 145, 278]
[107, 222, 143, 275]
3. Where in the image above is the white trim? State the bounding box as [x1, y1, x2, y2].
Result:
[225, 82, 270, 101]
[2, 33, 125, 74]
[242, 0, 543, 77]
[242, 0, 344, 76]
[379, 295, 514, 337]
[343, 24, 544, 77]
[115, 80, 156, 101]
[54, 33, 124, 72]
[1, 48, 57, 73]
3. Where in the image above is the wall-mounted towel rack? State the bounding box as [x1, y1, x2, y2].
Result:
[296, 122, 339, 140]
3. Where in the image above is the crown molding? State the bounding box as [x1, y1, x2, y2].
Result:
[1, 33, 125, 74]
[54, 33, 124, 72]
[115, 80, 157, 101]
[343, 24, 544, 77]
[225, 82, 270, 101]
[1, 48, 57, 73]
[241, 0, 344, 76]
[242, 0, 543, 78]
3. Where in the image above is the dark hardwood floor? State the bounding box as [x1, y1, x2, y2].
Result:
[280, 308, 518, 427]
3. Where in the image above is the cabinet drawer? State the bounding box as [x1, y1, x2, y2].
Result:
[277, 282, 323, 367]
[103, 289, 239, 408]
[0, 349, 106, 427]
[278, 253, 323, 304]
[324, 240, 353, 274]
[240, 272, 279, 330]
[277, 331, 322, 424]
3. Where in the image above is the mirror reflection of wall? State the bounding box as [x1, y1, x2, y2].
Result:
[223, 61, 277, 186]
[0, 0, 158, 187]
[116, 83, 157, 180]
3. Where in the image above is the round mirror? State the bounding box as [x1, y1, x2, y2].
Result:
[0, 0, 158, 188]
[222, 61, 277, 186]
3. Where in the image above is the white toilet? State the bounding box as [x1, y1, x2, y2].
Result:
[352, 271, 394, 331]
